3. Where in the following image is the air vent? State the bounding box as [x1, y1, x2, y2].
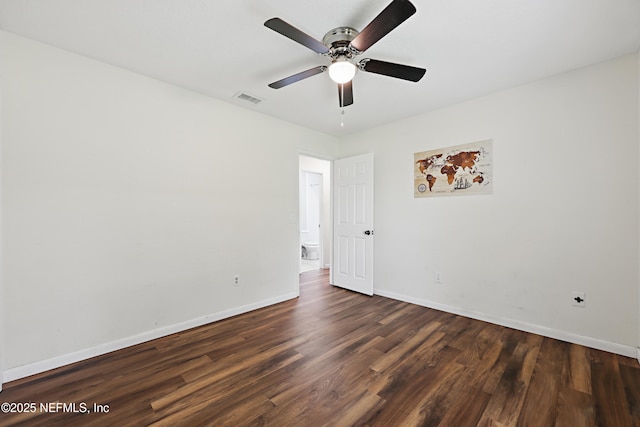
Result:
[233, 92, 264, 105]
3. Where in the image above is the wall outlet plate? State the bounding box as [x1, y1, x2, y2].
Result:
[572, 291, 585, 307]
[435, 271, 443, 284]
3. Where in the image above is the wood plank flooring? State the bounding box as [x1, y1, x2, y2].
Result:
[1, 269, 639, 426]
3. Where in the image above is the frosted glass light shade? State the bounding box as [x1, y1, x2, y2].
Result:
[328, 60, 356, 84]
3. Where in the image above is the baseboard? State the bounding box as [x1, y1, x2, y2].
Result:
[374, 288, 636, 358]
[637, 347, 640, 365]
[2, 292, 299, 384]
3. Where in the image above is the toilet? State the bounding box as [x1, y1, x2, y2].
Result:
[302, 242, 319, 260]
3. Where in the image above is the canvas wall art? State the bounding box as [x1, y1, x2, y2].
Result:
[414, 140, 493, 198]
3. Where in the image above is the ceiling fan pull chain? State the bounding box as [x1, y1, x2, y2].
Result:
[340, 85, 345, 127]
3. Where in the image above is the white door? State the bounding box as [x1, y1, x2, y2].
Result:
[332, 153, 374, 295]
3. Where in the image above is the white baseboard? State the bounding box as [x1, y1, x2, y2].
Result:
[2, 292, 299, 384]
[374, 288, 636, 358]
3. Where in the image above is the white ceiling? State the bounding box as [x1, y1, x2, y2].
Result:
[1, 0, 639, 136]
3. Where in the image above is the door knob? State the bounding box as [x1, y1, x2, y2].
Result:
[363, 230, 374, 236]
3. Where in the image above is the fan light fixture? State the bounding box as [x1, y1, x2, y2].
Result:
[328, 58, 356, 84]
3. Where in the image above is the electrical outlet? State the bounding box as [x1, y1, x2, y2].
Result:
[233, 275, 240, 286]
[572, 291, 585, 307]
[435, 271, 443, 284]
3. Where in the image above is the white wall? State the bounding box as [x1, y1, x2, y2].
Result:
[299, 155, 331, 267]
[0, 31, 338, 378]
[339, 54, 640, 355]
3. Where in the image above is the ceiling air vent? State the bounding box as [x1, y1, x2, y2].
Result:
[233, 92, 264, 105]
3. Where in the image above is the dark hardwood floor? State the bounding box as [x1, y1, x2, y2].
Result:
[1, 269, 639, 426]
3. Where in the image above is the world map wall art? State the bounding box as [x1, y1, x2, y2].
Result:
[414, 140, 493, 198]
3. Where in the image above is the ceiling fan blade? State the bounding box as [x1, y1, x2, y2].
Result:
[268, 66, 327, 89]
[359, 58, 426, 82]
[264, 18, 329, 54]
[349, 0, 417, 53]
[338, 81, 354, 107]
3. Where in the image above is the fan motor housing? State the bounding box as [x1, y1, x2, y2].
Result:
[323, 27, 360, 58]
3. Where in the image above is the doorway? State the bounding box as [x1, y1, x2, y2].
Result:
[299, 155, 331, 273]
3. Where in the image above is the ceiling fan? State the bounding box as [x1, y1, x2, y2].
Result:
[264, 0, 426, 108]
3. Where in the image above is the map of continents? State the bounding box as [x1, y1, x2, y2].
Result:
[414, 140, 493, 198]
